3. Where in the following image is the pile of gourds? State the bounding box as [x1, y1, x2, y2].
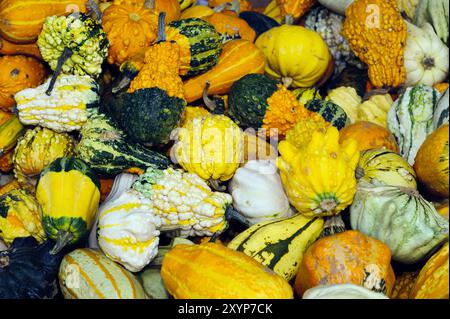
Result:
[0, 0, 449, 300]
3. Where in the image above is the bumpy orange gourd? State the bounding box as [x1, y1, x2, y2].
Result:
[264, 0, 316, 24]
[342, 0, 407, 88]
[102, 0, 159, 66]
[339, 121, 400, 153]
[410, 242, 449, 299]
[414, 124, 449, 199]
[0, 0, 87, 43]
[0, 55, 46, 111]
[183, 39, 265, 103]
[0, 37, 42, 60]
[294, 230, 396, 297]
[391, 271, 419, 299]
[161, 242, 294, 299]
[128, 41, 184, 99]
[202, 13, 256, 43]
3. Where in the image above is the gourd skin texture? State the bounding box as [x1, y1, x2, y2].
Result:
[264, 0, 316, 24]
[0, 0, 87, 43]
[303, 284, 389, 299]
[255, 25, 331, 88]
[183, 39, 266, 103]
[0, 55, 46, 111]
[228, 214, 323, 281]
[15, 75, 100, 133]
[391, 271, 418, 299]
[342, 0, 407, 88]
[154, 0, 181, 23]
[433, 89, 449, 130]
[36, 158, 101, 250]
[0, 189, 45, 245]
[0, 115, 25, 156]
[295, 230, 396, 297]
[388, 84, 440, 165]
[339, 121, 400, 153]
[413, 124, 449, 198]
[161, 243, 294, 299]
[277, 127, 360, 217]
[228, 160, 292, 225]
[13, 127, 74, 184]
[181, 5, 215, 20]
[350, 181, 449, 264]
[410, 242, 449, 299]
[37, 14, 109, 77]
[202, 13, 256, 43]
[102, 0, 158, 66]
[357, 94, 393, 128]
[59, 248, 146, 299]
[325, 87, 361, 124]
[356, 149, 417, 189]
[174, 115, 243, 182]
[404, 21, 449, 87]
[285, 118, 330, 149]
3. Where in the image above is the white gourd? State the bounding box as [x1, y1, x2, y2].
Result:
[317, 0, 354, 15]
[404, 21, 449, 87]
[433, 89, 449, 129]
[303, 284, 390, 299]
[229, 160, 293, 225]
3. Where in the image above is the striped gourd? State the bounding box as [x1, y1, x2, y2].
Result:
[388, 84, 440, 165]
[0, 0, 87, 43]
[166, 18, 222, 77]
[227, 214, 324, 281]
[356, 149, 417, 189]
[292, 87, 322, 106]
[305, 99, 350, 130]
[59, 248, 146, 299]
[433, 89, 449, 129]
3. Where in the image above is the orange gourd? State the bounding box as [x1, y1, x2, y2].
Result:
[0, 149, 14, 173]
[102, 0, 159, 66]
[264, 0, 316, 24]
[0, 0, 87, 43]
[154, 0, 181, 22]
[339, 121, 400, 153]
[391, 271, 419, 299]
[410, 242, 449, 299]
[208, 0, 253, 12]
[0, 37, 42, 60]
[202, 13, 256, 43]
[100, 178, 115, 202]
[0, 55, 47, 112]
[183, 39, 265, 103]
[294, 230, 396, 298]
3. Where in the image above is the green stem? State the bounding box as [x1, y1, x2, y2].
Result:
[46, 47, 73, 96]
[50, 230, 74, 255]
[156, 12, 166, 43]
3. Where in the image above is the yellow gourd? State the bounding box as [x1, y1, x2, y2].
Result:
[357, 94, 393, 128]
[277, 126, 360, 217]
[325, 87, 361, 124]
[255, 25, 331, 88]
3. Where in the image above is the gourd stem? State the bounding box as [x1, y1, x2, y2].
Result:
[86, 0, 103, 22]
[209, 178, 226, 191]
[203, 81, 217, 112]
[225, 206, 250, 227]
[112, 76, 132, 93]
[46, 47, 73, 96]
[214, 2, 232, 12]
[156, 12, 166, 43]
[320, 215, 346, 238]
[355, 167, 365, 180]
[209, 232, 221, 243]
[50, 230, 74, 255]
[144, 0, 155, 9]
[282, 77, 293, 88]
[284, 15, 295, 25]
[0, 256, 9, 268]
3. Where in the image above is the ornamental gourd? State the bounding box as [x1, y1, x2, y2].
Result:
[414, 123, 449, 198]
[410, 242, 449, 299]
[228, 160, 293, 225]
[15, 75, 100, 133]
[102, 0, 159, 66]
[0, 189, 45, 245]
[173, 114, 243, 184]
[37, 13, 109, 94]
[304, 99, 350, 130]
[357, 94, 393, 128]
[36, 157, 101, 255]
[388, 84, 441, 165]
[415, 0, 449, 44]
[325, 87, 361, 124]
[0, 115, 25, 158]
[342, 0, 407, 88]
[202, 12, 256, 43]
[228, 74, 325, 137]
[161, 242, 294, 299]
[59, 248, 146, 299]
[356, 149, 417, 189]
[433, 89, 449, 129]
[228, 213, 323, 281]
[238, 11, 280, 39]
[13, 127, 75, 185]
[285, 117, 330, 150]
[255, 25, 332, 88]
[391, 271, 419, 299]
[339, 121, 400, 153]
[0, 0, 88, 43]
[183, 39, 265, 103]
[263, 0, 316, 24]
[0, 55, 46, 112]
[404, 21, 449, 87]
[303, 284, 389, 299]
[154, 0, 181, 22]
[0, 237, 65, 299]
[277, 126, 360, 217]
[75, 113, 170, 176]
[350, 181, 449, 264]
[180, 5, 215, 19]
[295, 230, 396, 297]
[397, 0, 419, 20]
[317, 0, 353, 15]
